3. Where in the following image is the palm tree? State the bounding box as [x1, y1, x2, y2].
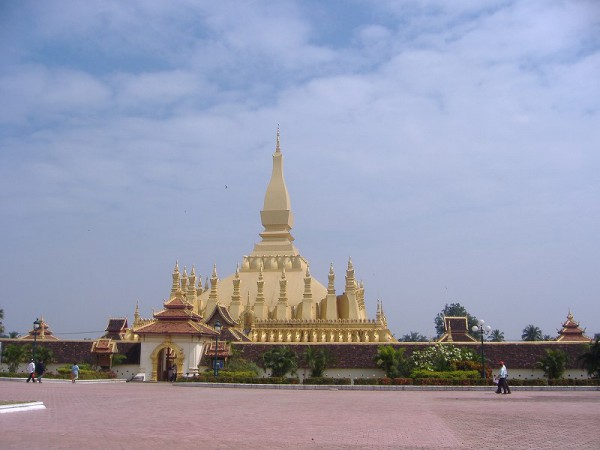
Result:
[305, 347, 330, 378]
[521, 324, 543, 341]
[399, 331, 429, 342]
[262, 346, 298, 378]
[0, 308, 4, 335]
[536, 349, 567, 380]
[578, 338, 600, 378]
[488, 329, 505, 342]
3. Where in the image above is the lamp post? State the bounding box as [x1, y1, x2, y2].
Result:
[213, 320, 222, 377]
[32, 318, 41, 362]
[472, 319, 492, 379]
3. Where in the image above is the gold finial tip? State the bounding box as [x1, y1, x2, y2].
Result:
[276, 125, 281, 152]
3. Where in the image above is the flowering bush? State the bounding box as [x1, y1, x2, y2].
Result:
[410, 344, 476, 372]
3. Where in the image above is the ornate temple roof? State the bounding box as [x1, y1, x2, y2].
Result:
[556, 311, 591, 342]
[18, 317, 59, 341]
[103, 318, 129, 340]
[135, 291, 218, 336]
[438, 316, 477, 343]
[204, 304, 251, 342]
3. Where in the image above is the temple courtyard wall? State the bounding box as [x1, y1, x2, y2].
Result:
[0, 338, 592, 380]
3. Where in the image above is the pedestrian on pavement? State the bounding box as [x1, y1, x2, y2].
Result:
[26, 359, 36, 383]
[36, 360, 45, 383]
[496, 361, 511, 394]
[71, 363, 80, 383]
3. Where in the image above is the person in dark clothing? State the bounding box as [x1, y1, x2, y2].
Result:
[36, 360, 45, 383]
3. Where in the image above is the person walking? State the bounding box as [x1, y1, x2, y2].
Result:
[36, 360, 45, 383]
[26, 359, 36, 383]
[71, 363, 80, 383]
[496, 361, 511, 394]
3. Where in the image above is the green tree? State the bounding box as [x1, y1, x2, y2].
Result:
[305, 346, 330, 378]
[522, 324, 543, 341]
[2, 344, 26, 372]
[488, 329, 505, 342]
[398, 331, 429, 342]
[262, 346, 298, 378]
[375, 346, 411, 378]
[0, 308, 4, 335]
[35, 345, 54, 365]
[537, 349, 568, 380]
[434, 303, 478, 338]
[577, 338, 600, 378]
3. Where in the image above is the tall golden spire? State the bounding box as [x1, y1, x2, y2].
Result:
[253, 128, 296, 254]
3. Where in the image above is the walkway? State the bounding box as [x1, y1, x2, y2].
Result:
[1, 381, 599, 449]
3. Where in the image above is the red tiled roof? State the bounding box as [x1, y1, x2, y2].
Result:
[135, 321, 218, 335]
[91, 338, 117, 354]
[106, 318, 128, 332]
[206, 304, 238, 327]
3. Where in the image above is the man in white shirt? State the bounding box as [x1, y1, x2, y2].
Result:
[496, 361, 511, 394]
[26, 359, 36, 383]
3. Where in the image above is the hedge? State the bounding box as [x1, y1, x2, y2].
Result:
[178, 375, 300, 384]
[0, 370, 117, 380]
[303, 377, 351, 385]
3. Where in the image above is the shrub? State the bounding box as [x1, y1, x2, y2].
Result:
[353, 378, 379, 385]
[374, 346, 411, 378]
[411, 344, 476, 372]
[224, 357, 261, 376]
[181, 375, 300, 384]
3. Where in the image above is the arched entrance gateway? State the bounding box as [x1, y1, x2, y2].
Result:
[133, 292, 219, 382]
[151, 342, 184, 382]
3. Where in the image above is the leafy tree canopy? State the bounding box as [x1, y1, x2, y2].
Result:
[434, 303, 478, 338]
[2, 344, 26, 372]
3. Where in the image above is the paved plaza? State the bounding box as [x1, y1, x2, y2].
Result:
[1, 381, 599, 449]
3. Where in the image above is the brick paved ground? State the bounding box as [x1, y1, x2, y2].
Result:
[1, 381, 599, 449]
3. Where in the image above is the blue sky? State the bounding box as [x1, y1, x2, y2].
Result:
[1, 0, 599, 340]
